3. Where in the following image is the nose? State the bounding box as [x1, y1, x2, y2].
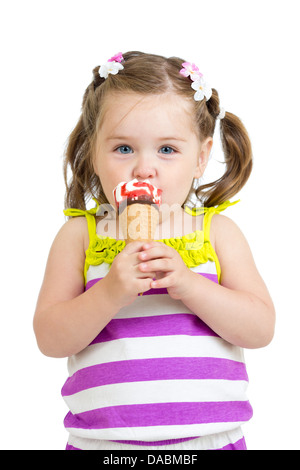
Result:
[132, 154, 157, 180]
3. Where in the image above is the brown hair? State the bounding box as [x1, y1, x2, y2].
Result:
[63, 51, 252, 210]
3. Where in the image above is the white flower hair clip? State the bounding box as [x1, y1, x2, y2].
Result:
[180, 61, 225, 119]
[180, 62, 212, 101]
[99, 52, 124, 79]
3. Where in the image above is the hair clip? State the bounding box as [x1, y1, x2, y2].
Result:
[217, 107, 226, 120]
[180, 62, 212, 102]
[99, 52, 124, 79]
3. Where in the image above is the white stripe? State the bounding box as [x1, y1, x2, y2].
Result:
[86, 262, 218, 321]
[86, 260, 217, 282]
[190, 260, 217, 275]
[63, 379, 249, 414]
[86, 260, 217, 285]
[67, 426, 244, 450]
[67, 335, 245, 376]
[86, 263, 109, 283]
[115, 295, 193, 319]
[66, 422, 245, 443]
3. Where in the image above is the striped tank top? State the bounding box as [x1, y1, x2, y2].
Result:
[61, 200, 252, 443]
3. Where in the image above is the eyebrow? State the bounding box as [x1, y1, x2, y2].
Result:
[106, 136, 132, 141]
[106, 136, 188, 142]
[159, 137, 188, 142]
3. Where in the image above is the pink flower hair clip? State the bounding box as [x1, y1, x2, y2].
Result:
[180, 61, 212, 102]
[180, 62, 203, 81]
[180, 61, 225, 118]
[99, 52, 124, 79]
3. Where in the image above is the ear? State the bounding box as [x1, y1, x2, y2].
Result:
[194, 137, 213, 178]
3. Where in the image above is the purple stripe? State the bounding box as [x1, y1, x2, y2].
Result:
[64, 401, 253, 430]
[61, 357, 248, 396]
[85, 278, 100, 290]
[90, 313, 218, 345]
[66, 443, 81, 450]
[86, 277, 168, 295]
[218, 437, 247, 450]
[85, 271, 218, 292]
[199, 272, 218, 283]
[142, 287, 168, 295]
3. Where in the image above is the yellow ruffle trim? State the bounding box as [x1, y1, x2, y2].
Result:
[64, 199, 239, 281]
[85, 230, 214, 269]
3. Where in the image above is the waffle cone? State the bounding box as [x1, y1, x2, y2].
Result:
[119, 203, 159, 243]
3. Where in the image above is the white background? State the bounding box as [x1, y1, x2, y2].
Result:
[1, 0, 299, 450]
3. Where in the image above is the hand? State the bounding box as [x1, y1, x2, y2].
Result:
[103, 241, 156, 308]
[138, 242, 194, 300]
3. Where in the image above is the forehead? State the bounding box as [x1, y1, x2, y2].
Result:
[98, 91, 197, 137]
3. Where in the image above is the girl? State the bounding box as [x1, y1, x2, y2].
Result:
[33, 51, 275, 450]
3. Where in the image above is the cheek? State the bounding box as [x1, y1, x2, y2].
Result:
[99, 174, 116, 203]
[97, 161, 129, 205]
[164, 179, 193, 206]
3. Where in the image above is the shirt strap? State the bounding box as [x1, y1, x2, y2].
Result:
[185, 200, 240, 242]
[63, 199, 100, 243]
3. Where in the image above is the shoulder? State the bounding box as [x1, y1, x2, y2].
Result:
[36, 216, 90, 309]
[210, 213, 247, 250]
[210, 213, 256, 287]
[53, 216, 90, 253]
[43, 216, 90, 281]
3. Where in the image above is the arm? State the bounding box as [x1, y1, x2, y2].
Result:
[139, 215, 275, 349]
[33, 217, 155, 358]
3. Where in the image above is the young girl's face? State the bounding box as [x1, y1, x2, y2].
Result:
[94, 91, 212, 212]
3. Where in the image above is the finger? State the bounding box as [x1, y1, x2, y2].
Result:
[139, 278, 153, 293]
[141, 241, 170, 253]
[151, 274, 173, 289]
[123, 241, 145, 255]
[139, 244, 173, 262]
[141, 241, 161, 250]
[137, 269, 157, 279]
[139, 258, 173, 273]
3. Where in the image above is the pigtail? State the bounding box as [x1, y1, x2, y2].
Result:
[196, 107, 253, 207]
[63, 116, 91, 210]
[63, 68, 106, 210]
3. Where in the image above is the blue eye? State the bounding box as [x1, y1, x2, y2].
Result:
[116, 145, 133, 154]
[159, 146, 175, 155]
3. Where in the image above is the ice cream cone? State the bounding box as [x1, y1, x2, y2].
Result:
[119, 203, 159, 243]
[113, 179, 162, 244]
